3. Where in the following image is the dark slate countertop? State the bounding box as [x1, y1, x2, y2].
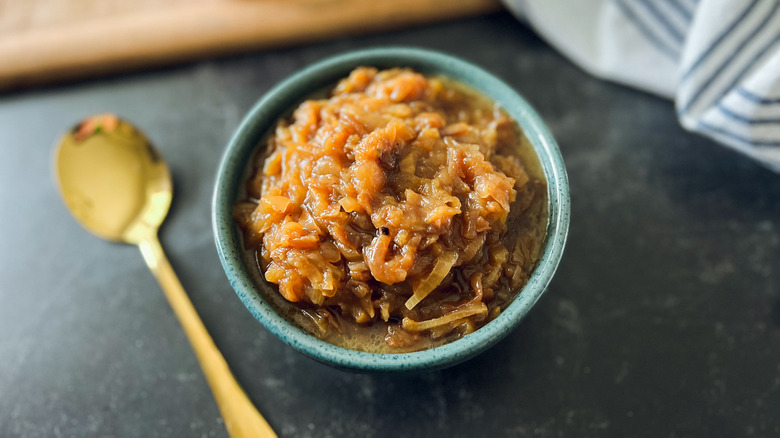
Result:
[2, 12, 779, 438]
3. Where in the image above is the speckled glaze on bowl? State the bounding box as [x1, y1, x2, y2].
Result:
[213, 47, 570, 372]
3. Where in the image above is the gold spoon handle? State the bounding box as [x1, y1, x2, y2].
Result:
[138, 234, 277, 438]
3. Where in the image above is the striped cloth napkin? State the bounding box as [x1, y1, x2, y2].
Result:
[503, 0, 780, 172]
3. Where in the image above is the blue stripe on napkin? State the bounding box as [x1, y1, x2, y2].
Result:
[614, 0, 680, 59]
[737, 86, 780, 105]
[699, 120, 780, 147]
[664, 0, 693, 22]
[711, 30, 780, 109]
[638, 0, 685, 43]
[680, 0, 759, 82]
[717, 103, 780, 125]
[679, 0, 780, 115]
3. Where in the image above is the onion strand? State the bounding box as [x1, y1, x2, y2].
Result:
[405, 251, 458, 310]
[401, 302, 488, 332]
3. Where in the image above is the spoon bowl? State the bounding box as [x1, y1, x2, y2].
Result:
[56, 114, 171, 243]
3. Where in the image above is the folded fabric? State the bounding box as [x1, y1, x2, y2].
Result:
[503, 0, 780, 172]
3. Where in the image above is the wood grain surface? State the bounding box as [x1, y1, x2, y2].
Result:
[0, 0, 501, 90]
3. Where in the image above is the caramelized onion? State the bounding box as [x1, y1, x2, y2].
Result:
[235, 67, 547, 352]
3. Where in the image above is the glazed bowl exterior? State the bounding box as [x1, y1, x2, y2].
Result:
[213, 47, 570, 372]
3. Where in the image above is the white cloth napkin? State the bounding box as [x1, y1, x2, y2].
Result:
[503, 0, 780, 172]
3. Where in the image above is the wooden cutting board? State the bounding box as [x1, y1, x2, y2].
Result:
[0, 0, 501, 91]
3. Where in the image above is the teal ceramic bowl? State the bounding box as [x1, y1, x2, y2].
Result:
[213, 47, 569, 372]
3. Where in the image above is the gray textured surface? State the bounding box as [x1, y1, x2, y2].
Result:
[1, 12, 779, 438]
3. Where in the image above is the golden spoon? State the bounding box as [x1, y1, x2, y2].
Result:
[55, 114, 276, 438]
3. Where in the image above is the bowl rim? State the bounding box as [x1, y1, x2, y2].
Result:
[212, 47, 570, 371]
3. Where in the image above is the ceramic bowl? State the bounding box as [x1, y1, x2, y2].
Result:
[213, 47, 570, 372]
